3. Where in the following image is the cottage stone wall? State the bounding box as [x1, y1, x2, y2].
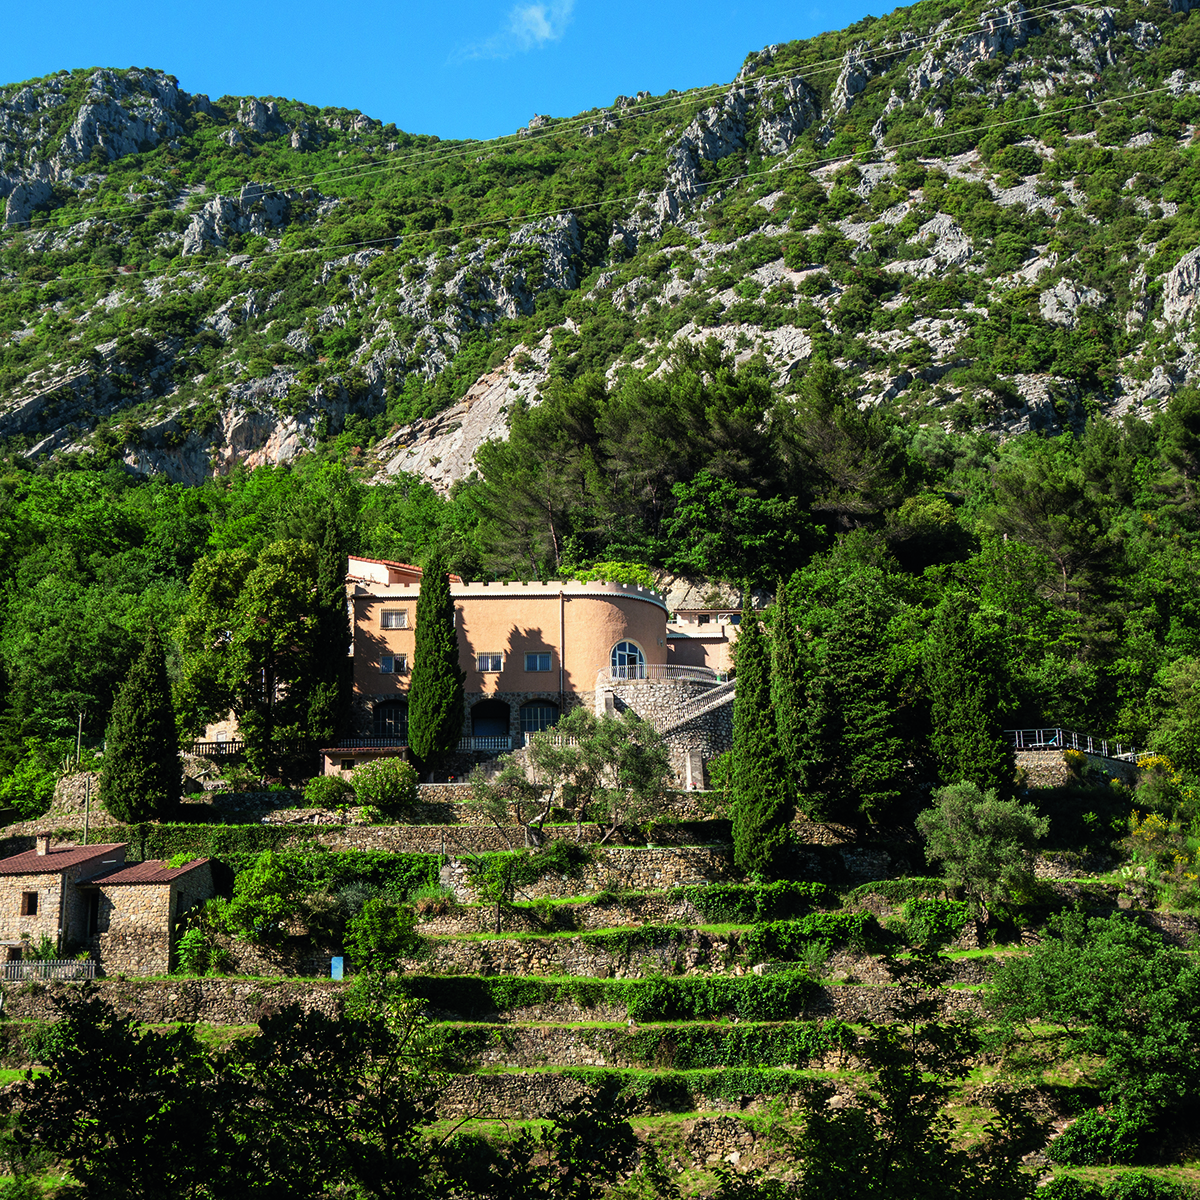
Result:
[87, 884, 173, 975]
[0, 848, 129, 954]
[85, 864, 213, 976]
[0, 870, 67, 949]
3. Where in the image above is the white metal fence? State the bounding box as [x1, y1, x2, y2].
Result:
[1005, 728, 1139, 761]
[601, 664, 722, 684]
[2, 959, 96, 982]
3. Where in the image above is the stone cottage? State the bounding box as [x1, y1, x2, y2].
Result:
[0, 836, 212, 975]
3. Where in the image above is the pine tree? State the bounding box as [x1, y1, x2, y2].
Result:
[306, 522, 352, 746]
[407, 550, 466, 776]
[730, 593, 792, 879]
[99, 627, 181, 822]
[924, 592, 1015, 795]
[770, 579, 805, 785]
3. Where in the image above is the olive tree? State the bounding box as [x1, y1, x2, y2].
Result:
[915, 782, 1048, 923]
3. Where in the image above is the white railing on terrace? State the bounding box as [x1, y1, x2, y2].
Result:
[600, 664, 723, 684]
[1006, 728, 1140, 761]
[2, 959, 96, 982]
[457, 735, 515, 753]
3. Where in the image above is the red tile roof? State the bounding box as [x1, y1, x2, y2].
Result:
[0, 843, 126, 876]
[346, 556, 463, 583]
[349, 555, 425, 574]
[81, 858, 209, 886]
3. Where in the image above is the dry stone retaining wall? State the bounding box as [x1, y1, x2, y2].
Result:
[439, 845, 736, 904]
[0, 977, 985, 1033]
[0, 977, 346, 1026]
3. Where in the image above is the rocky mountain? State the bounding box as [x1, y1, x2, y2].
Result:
[3, 0, 1200, 484]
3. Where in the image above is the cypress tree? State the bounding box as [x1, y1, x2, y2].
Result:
[99, 627, 181, 822]
[924, 592, 1015, 795]
[731, 592, 792, 879]
[770, 579, 805, 785]
[306, 522, 352, 746]
[798, 573, 908, 825]
[407, 549, 466, 777]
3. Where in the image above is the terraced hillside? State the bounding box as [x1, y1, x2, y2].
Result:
[2, 765, 1199, 1197]
[4, 0, 1200, 484]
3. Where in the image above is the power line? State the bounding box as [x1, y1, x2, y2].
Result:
[0, 0, 1107, 245]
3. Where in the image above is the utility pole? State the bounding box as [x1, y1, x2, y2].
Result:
[75, 711, 84, 769]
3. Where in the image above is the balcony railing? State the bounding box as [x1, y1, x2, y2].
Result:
[189, 740, 245, 756]
[457, 736, 514, 753]
[600, 664, 722, 684]
[1006, 728, 1139, 761]
[3, 959, 96, 982]
[334, 738, 408, 749]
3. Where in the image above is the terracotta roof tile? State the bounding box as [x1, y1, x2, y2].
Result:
[81, 858, 209, 886]
[0, 843, 126, 876]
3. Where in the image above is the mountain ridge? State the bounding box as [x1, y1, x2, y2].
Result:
[3, 0, 1200, 483]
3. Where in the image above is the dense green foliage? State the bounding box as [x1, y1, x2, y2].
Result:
[407, 550, 465, 773]
[917, 782, 1049, 920]
[98, 627, 180, 822]
[730, 592, 792, 877]
[991, 909, 1200, 1150]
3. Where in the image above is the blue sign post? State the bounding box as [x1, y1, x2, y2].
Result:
[331, 956, 344, 981]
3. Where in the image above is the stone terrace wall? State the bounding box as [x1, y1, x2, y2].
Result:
[439, 845, 736, 904]
[0, 978, 983, 1047]
[0, 978, 347, 1026]
[401, 927, 998, 981]
[1017, 749, 1139, 789]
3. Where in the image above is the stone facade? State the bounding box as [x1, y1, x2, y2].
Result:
[82, 862, 215, 976]
[0, 843, 128, 956]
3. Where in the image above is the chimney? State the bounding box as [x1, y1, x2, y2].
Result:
[35, 834, 50, 857]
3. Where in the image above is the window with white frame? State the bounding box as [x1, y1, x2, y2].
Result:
[380, 609, 408, 629]
[524, 652, 552, 672]
[380, 654, 407, 674]
[477, 653, 503, 673]
[611, 641, 646, 679]
[520, 702, 559, 732]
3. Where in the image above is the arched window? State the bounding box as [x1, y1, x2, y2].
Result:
[471, 699, 511, 737]
[520, 702, 559, 734]
[373, 701, 408, 741]
[611, 640, 646, 680]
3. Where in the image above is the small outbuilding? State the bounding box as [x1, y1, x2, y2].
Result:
[0, 835, 212, 975]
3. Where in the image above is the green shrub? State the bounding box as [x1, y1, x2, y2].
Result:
[744, 913, 889, 961]
[303, 774, 355, 809]
[624, 971, 815, 1022]
[900, 897, 973, 947]
[1102, 1174, 1197, 1200]
[675, 881, 832, 924]
[1048, 1105, 1151, 1167]
[627, 1020, 848, 1069]
[346, 897, 420, 971]
[173, 928, 227, 976]
[1037, 1178, 1103, 1200]
[350, 758, 418, 818]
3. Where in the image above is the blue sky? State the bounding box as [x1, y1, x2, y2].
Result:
[1, 1, 886, 141]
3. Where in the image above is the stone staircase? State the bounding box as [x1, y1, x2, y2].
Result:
[655, 678, 736, 737]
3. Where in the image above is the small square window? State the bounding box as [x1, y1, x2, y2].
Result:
[524, 653, 552, 672]
[477, 653, 503, 673]
[698, 614, 711, 625]
[380, 654, 407, 674]
[20, 892, 37, 917]
[380, 609, 408, 629]
[341, 760, 355, 772]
